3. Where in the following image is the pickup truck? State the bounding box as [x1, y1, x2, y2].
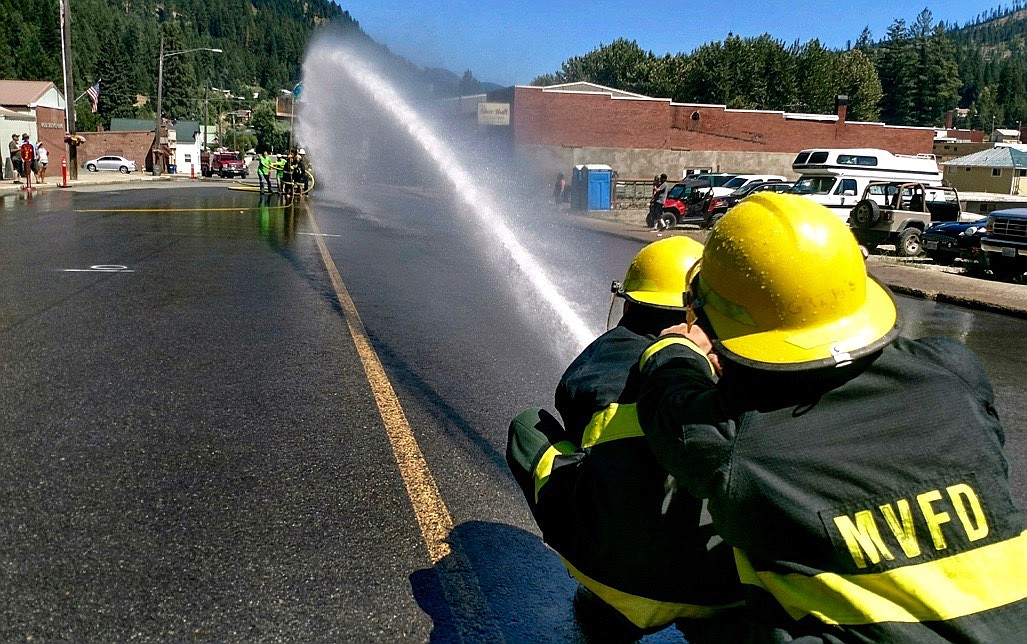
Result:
[981, 209, 1027, 280]
[848, 181, 961, 257]
[200, 150, 248, 179]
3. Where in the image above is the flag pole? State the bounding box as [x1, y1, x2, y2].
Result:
[60, 0, 78, 180]
[59, 0, 69, 132]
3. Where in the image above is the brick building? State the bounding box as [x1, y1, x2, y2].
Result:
[475, 82, 937, 180]
[75, 129, 154, 174]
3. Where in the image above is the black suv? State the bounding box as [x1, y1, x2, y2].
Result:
[708, 180, 794, 217]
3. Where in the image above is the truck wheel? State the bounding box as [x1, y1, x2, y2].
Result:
[896, 227, 922, 257]
[852, 199, 881, 227]
[659, 212, 677, 229]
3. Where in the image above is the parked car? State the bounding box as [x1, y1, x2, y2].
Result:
[711, 174, 787, 197]
[83, 155, 137, 174]
[686, 173, 737, 192]
[922, 221, 987, 266]
[708, 180, 795, 216]
[981, 208, 1027, 280]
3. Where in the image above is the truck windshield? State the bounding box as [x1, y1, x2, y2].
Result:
[791, 176, 837, 195]
[221, 154, 239, 161]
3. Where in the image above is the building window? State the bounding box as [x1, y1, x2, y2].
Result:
[1018, 169, 1027, 177]
[992, 168, 1002, 177]
[965, 167, 971, 171]
[184, 154, 192, 163]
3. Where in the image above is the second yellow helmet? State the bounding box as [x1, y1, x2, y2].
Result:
[617, 236, 704, 309]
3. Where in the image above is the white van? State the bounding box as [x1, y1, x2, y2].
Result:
[791, 148, 943, 220]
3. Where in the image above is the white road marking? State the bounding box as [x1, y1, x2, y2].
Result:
[62, 265, 134, 273]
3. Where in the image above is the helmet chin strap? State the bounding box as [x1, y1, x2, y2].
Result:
[607, 280, 624, 331]
[683, 260, 703, 332]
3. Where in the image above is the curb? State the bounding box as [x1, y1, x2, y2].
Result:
[570, 213, 1027, 320]
[884, 283, 1027, 320]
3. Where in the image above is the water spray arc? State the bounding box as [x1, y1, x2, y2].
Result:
[314, 51, 596, 353]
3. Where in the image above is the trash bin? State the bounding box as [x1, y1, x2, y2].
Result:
[169, 164, 177, 174]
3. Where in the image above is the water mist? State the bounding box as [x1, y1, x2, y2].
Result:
[297, 31, 602, 358]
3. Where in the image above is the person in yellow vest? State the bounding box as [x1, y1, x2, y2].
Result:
[508, 237, 743, 642]
[637, 193, 1027, 641]
[257, 150, 273, 195]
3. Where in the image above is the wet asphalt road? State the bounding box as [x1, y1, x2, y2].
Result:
[0, 183, 1024, 641]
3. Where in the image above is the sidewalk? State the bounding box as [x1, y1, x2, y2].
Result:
[573, 209, 1027, 320]
[0, 171, 179, 195]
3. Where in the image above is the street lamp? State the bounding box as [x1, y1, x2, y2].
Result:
[152, 35, 222, 176]
[281, 83, 301, 151]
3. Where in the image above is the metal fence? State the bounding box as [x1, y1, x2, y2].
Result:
[614, 178, 656, 209]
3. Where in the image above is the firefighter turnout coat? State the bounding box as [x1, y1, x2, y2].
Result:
[636, 334, 1027, 642]
[506, 321, 742, 630]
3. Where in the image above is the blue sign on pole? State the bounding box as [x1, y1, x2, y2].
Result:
[292, 83, 303, 100]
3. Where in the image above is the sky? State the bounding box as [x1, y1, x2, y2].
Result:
[336, 0, 1011, 87]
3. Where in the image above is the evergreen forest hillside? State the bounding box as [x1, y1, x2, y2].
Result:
[6, 1, 1027, 140]
[0, 0, 489, 149]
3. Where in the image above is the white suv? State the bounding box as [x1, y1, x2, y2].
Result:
[710, 174, 787, 197]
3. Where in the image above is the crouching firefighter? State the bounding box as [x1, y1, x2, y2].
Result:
[507, 237, 743, 642]
[636, 193, 1027, 642]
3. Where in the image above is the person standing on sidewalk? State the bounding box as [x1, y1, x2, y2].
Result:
[508, 237, 743, 642]
[647, 173, 669, 231]
[637, 193, 1027, 642]
[35, 143, 48, 183]
[9, 134, 22, 183]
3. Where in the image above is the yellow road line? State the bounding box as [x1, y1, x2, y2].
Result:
[74, 206, 288, 213]
[304, 203, 504, 640]
[304, 204, 453, 563]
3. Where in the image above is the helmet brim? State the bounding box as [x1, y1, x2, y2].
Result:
[709, 276, 900, 371]
[620, 290, 688, 310]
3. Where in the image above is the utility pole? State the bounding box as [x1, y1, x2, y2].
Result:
[203, 81, 208, 151]
[153, 33, 165, 176]
[60, 0, 78, 180]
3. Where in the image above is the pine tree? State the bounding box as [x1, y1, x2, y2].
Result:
[839, 49, 883, 121]
[159, 22, 199, 122]
[95, 32, 136, 127]
[458, 70, 482, 96]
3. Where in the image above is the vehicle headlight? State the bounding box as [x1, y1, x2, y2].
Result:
[962, 227, 978, 236]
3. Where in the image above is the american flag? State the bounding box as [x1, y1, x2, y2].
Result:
[86, 81, 100, 113]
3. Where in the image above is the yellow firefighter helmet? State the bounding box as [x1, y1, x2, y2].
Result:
[694, 192, 899, 369]
[614, 236, 705, 309]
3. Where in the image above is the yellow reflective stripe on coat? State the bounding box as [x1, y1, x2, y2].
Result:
[639, 336, 715, 375]
[561, 556, 736, 628]
[580, 403, 644, 449]
[533, 441, 576, 502]
[734, 530, 1027, 625]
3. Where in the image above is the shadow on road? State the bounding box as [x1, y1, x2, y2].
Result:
[410, 521, 585, 642]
